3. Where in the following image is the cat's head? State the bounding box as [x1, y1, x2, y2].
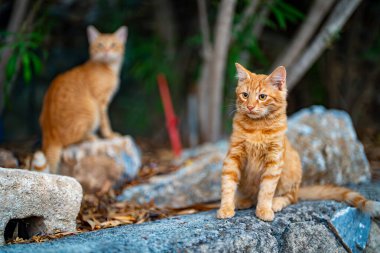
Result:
[87, 26, 128, 63]
[234, 63, 287, 119]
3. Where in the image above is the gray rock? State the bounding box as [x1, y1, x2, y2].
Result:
[60, 136, 141, 193]
[0, 167, 83, 245]
[117, 151, 225, 207]
[118, 106, 370, 208]
[281, 222, 346, 253]
[288, 106, 371, 185]
[365, 222, 380, 253]
[0, 149, 18, 168]
[2, 185, 378, 253]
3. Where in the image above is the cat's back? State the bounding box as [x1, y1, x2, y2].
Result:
[44, 62, 91, 100]
[47, 61, 111, 92]
[43, 61, 116, 107]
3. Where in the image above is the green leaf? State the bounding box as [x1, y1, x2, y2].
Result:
[22, 53, 32, 83]
[277, 0, 304, 21]
[29, 52, 42, 74]
[272, 7, 287, 29]
[6, 54, 18, 81]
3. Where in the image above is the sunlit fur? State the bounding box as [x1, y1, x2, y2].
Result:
[39, 26, 127, 174]
[217, 63, 380, 221]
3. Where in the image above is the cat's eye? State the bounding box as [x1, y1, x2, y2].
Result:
[258, 94, 267, 101]
[97, 43, 104, 48]
[241, 92, 249, 99]
[110, 43, 116, 48]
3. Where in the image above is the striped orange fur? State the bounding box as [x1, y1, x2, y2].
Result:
[39, 26, 127, 173]
[217, 63, 380, 221]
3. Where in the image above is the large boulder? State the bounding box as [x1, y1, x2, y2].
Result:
[2, 182, 379, 252]
[0, 167, 82, 245]
[288, 106, 371, 185]
[60, 136, 141, 193]
[119, 151, 225, 208]
[118, 106, 371, 208]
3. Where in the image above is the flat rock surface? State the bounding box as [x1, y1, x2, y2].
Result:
[2, 183, 379, 253]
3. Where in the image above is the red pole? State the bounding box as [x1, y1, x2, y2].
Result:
[157, 74, 182, 157]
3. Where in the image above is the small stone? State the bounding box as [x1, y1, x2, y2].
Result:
[61, 155, 123, 194]
[60, 136, 141, 193]
[0, 167, 83, 245]
[0, 149, 18, 168]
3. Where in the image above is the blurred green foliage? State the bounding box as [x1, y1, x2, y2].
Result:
[0, 31, 45, 90]
[0, 0, 305, 140]
[11, 0, 377, 142]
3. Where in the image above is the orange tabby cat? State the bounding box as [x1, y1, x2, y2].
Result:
[39, 26, 127, 174]
[217, 63, 380, 221]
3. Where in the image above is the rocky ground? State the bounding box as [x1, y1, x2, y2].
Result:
[0, 106, 380, 252]
[1, 185, 380, 253]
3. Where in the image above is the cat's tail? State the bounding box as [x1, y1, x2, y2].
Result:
[298, 185, 380, 217]
[41, 142, 63, 174]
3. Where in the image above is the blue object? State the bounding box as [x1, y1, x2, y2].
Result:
[330, 207, 371, 253]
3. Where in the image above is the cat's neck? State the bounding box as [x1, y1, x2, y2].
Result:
[107, 60, 122, 75]
[89, 59, 122, 75]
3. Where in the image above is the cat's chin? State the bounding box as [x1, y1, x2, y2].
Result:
[100, 58, 120, 64]
[92, 55, 121, 64]
[246, 113, 262, 119]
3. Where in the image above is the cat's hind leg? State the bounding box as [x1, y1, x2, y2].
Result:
[272, 191, 297, 212]
[43, 143, 63, 174]
[84, 133, 99, 142]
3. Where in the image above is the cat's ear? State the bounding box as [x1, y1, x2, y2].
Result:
[235, 63, 251, 82]
[114, 26, 128, 43]
[87, 26, 100, 43]
[266, 66, 286, 91]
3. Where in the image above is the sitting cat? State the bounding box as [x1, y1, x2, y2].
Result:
[39, 26, 127, 174]
[217, 63, 380, 221]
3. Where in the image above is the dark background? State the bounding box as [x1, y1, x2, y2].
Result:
[0, 0, 379, 154]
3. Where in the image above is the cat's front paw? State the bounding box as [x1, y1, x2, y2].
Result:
[256, 207, 275, 221]
[217, 206, 235, 219]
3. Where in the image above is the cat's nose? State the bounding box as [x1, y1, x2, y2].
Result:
[247, 106, 254, 111]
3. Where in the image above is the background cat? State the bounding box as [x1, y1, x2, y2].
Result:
[39, 26, 127, 173]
